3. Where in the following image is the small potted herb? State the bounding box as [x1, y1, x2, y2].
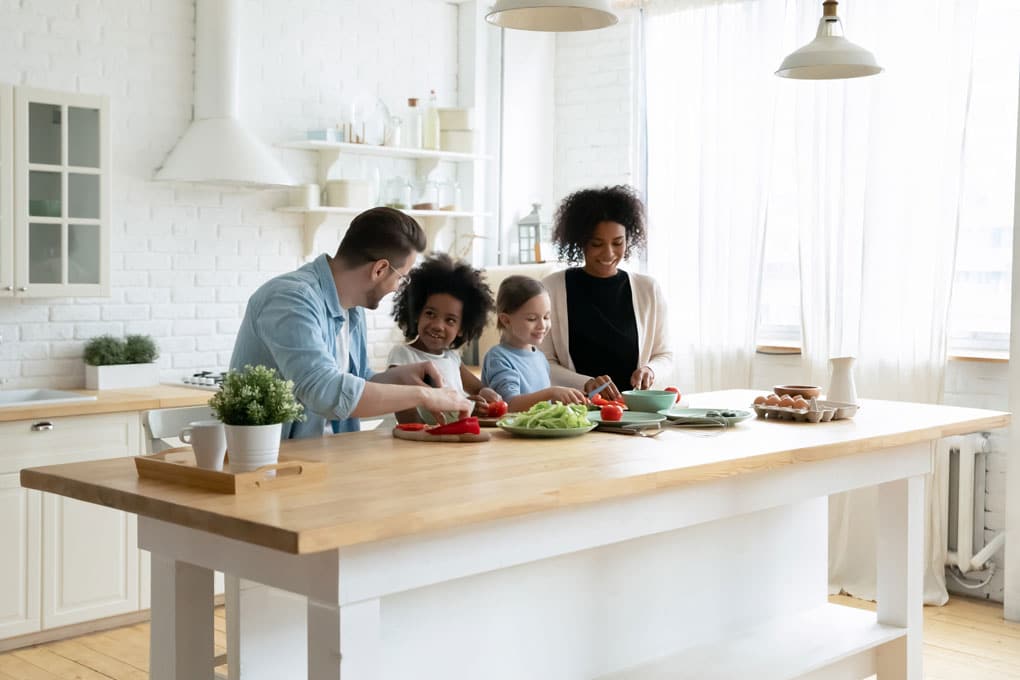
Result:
[208, 365, 305, 471]
[83, 334, 161, 389]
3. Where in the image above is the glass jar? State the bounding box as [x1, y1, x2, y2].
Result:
[383, 177, 412, 210]
[439, 180, 463, 211]
[412, 179, 440, 211]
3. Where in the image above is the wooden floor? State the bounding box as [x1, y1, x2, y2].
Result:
[0, 596, 1017, 679]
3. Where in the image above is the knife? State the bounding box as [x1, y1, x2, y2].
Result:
[586, 381, 613, 400]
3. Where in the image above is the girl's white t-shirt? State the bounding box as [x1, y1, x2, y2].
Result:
[386, 344, 465, 395]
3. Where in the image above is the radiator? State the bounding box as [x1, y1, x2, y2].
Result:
[944, 433, 1005, 574]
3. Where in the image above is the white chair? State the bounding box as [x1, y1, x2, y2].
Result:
[143, 404, 216, 454]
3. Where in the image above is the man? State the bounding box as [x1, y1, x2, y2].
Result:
[230, 207, 471, 438]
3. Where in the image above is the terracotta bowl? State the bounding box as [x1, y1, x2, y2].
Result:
[773, 384, 822, 399]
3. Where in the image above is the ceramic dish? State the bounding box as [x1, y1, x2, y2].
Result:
[587, 411, 667, 427]
[496, 420, 597, 438]
[657, 408, 754, 426]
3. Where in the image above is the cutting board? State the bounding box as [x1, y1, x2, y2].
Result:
[392, 427, 491, 443]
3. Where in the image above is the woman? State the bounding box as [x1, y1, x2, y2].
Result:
[541, 185, 672, 401]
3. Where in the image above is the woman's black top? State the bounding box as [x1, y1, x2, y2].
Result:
[565, 268, 639, 390]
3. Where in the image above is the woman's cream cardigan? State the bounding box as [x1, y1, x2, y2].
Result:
[540, 269, 673, 391]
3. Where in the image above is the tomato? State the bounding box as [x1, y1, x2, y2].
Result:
[600, 404, 624, 421]
[396, 423, 428, 431]
[427, 417, 481, 436]
[592, 395, 611, 407]
[487, 400, 508, 418]
[665, 386, 682, 403]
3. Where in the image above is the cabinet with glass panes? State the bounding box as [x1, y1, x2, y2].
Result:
[0, 86, 109, 297]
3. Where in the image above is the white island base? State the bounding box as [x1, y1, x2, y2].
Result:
[142, 442, 926, 680]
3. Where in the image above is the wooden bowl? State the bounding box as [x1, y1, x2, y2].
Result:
[773, 384, 821, 399]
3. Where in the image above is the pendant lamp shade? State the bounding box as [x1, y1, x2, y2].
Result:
[485, 0, 618, 32]
[776, 0, 882, 80]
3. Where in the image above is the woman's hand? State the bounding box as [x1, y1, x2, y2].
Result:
[583, 375, 620, 401]
[630, 366, 655, 390]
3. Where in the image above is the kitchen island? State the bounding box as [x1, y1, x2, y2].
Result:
[20, 390, 1008, 680]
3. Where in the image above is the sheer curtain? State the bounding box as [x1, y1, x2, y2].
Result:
[790, 0, 978, 605]
[646, 0, 978, 604]
[645, 0, 785, 391]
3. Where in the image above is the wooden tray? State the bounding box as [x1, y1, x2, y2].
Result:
[134, 447, 326, 494]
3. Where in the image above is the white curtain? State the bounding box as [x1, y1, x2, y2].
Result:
[645, 0, 785, 391]
[645, 0, 978, 604]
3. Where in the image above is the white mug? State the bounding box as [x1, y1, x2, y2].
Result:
[180, 420, 227, 471]
[291, 183, 320, 210]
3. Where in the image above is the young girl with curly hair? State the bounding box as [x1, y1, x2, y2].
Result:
[388, 253, 501, 419]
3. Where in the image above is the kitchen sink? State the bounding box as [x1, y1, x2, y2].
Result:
[0, 389, 97, 408]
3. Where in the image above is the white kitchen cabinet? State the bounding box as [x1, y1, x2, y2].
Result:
[0, 412, 139, 632]
[277, 140, 490, 259]
[1, 86, 110, 298]
[0, 473, 41, 639]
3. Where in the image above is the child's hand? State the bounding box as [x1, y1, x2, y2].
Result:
[478, 387, 501, 403]
[549, 386, 587, 405]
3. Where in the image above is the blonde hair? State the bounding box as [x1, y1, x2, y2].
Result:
[496, 276, 547, 330]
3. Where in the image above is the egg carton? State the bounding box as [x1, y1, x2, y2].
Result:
[753, 400, 859, 423]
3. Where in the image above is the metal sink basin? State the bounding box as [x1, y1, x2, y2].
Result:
[0, 389, 97, 408]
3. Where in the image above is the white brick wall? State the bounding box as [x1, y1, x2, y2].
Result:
[0, 0, 460, 388]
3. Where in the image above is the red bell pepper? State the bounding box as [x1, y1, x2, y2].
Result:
[396, 423, 429, 431]
[427, 417, 481, 436]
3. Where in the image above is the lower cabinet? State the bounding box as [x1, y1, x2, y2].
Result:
[0, 410, 140, 638]
[0, 474, 40, 638]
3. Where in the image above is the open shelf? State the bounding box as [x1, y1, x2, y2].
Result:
[276, 206, 490, 259]
[597, 603, 905, 680]
[279, 140, 490, 163]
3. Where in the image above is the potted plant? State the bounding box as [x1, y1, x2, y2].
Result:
[84, 334, 161, 389]
[208, 365, 305, 472]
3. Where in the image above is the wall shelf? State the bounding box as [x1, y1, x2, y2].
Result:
[276, 206, 490, 258]
[279, 140, 489, 177]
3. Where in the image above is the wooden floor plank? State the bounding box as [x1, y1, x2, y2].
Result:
[44, 639, 147, 680]
[10, 647, 114, 680]
[0, 654, 64, 680]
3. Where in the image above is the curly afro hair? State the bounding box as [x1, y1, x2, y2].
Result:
[552, 185, 647, 265]
[391, 253, 494, 349]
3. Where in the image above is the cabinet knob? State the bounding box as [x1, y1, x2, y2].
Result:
[31, 421, 54, 432]
[17, 287, 27, 292]
[3, 286, 11, 291]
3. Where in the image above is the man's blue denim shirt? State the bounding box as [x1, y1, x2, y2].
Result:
[229, 254, 373, 438]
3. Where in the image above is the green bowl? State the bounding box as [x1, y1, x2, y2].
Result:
[621, 390, 677, 413]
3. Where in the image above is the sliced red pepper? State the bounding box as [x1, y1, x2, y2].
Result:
[396, 423, 429, 431]
[427, 417, 480, 436]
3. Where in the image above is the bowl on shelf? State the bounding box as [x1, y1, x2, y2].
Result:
[621, 390, 677, 413]
[773, 384, 822, 399]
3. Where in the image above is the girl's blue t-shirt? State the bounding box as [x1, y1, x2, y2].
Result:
[482, 343, 551, 400]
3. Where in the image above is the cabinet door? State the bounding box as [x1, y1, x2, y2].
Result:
[0, 84, 12, 296]
[13, 87, 109, 297]
[42, 493, 138, 628]
[0, 473, 41, 638]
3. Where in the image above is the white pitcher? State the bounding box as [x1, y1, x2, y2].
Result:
[827, 356, 858, 405]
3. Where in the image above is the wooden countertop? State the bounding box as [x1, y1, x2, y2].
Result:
[20, 390, 1009, 555]
[0, 384, 212, 422]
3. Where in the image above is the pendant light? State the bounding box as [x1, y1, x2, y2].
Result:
[485, 0, 618, 32]
[776, 0, 882, 80]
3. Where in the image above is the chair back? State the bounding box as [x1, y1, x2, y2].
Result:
[144, 405, 217, 454]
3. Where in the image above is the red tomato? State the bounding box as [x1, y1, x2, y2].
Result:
[396, 423, 428, 431]
[600, 404, 624, 421]
[487, 400, 508, 418]
[665, 386, 682, 403]
[592, 395, 611, 407]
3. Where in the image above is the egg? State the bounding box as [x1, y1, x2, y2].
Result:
[792, 397, 809, 410]
[765, 394, 781, 406]
[778, 395, 795, 407]
[753, 395, 768, 405]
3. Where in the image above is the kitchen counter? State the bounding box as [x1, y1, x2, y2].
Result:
[20, 390, 1009, 680]
[0, 384, 211, 422]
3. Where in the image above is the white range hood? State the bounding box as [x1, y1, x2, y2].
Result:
[155, 0, 294, 189]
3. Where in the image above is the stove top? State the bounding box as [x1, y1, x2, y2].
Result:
[181, 370, 225, 391]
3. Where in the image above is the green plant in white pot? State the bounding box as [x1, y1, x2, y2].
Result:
[209, 365, 305, 472]
[83, 334, 161, 389]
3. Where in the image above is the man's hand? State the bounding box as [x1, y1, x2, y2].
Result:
[373, 361, 445, 388]
[423, 387, 473, 423]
